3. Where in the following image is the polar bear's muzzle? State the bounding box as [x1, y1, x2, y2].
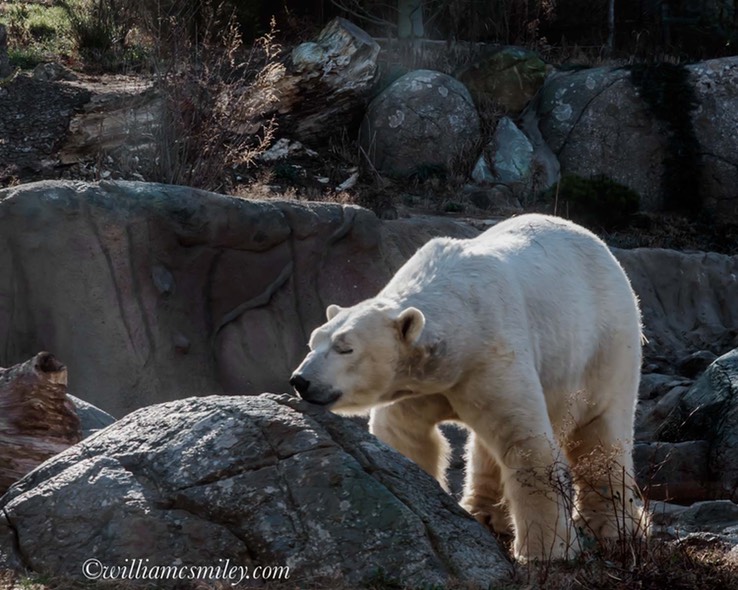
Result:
[289, 372, 342, 406]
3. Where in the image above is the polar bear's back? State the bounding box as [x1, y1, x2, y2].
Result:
[382, 214, 641, 405]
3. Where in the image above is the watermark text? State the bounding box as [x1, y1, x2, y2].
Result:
[82, 558, 290, 585]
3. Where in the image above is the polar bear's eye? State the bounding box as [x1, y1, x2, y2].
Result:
[333, 345, 353, 355]
[332, 342, 353, 355]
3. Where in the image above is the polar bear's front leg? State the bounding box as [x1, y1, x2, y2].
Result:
[450, 378, 576, 562]
[461, 434, 513, 537]
[369, 394, 456, 490]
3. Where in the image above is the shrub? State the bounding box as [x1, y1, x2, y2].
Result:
[151, 10, 281, 190]
[60, 0, 129, 58]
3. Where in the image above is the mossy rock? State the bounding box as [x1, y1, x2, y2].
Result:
[544, 174, 640, 230]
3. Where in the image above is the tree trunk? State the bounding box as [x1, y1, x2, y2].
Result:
[398, 0, 424, 39]
[0, 24, 11, 78]
[252, 17, 380, 146]
[0, 352, 81, 493]
[606, 0, 615, 55]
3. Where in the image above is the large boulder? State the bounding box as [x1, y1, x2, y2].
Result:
[359, 69, 481, 179]
[690, 58, 738, 219]
[537, 66, 665, 210]
[535, 57, 738, 217]
[0, 394, 512, 587]
[0, 180, 477, 416]
[458, 46, 547, 114]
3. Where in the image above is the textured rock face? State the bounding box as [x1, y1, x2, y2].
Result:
[0, 394, 512, 587]
[537, 67, 666, 210]
[615, 248, 738, 363]
[2, 181, 737, 419]
[359, 69, 481, 179]
[536, 57, 738, 216]
[0, 180, 477, 417]
[690, 58, 738, 219]
[458, 46, 546, 114]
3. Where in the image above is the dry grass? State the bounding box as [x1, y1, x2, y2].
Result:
[150, 9, 281, 192]
[511, 537, 738, 590]
[4, 540, 738, 590]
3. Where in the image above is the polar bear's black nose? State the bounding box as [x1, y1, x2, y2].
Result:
[290, 374, 311, 397]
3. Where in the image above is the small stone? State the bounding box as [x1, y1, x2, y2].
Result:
[173, 333, 190, 354]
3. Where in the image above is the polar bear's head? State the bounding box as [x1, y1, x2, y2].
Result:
[289, 301, 428, 414]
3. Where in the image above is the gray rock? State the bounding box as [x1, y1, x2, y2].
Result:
[650, 500, 738, 548]
[67, 394, 116, 437]
[677, 350, 719, 378]
[31, 62, 78, 82]
[615, 248, 738, 363]
[536, 57, 738, 217]
[0, 394, 511, 587]
[359, 69, 481, 179]
[638, 373, 683, 401]
[472, 117, 559, 203]
[689, 58, 738, 220]
[489, 117, 534, 183]
[658, 348, 738, 500]
[0, 180, 478, 417]
[538, 66, 665, 210]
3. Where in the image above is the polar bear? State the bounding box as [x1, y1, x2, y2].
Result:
[290, 214, 645, 562]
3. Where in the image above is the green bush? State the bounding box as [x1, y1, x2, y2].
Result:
[60, 0, 128, 57]
[545, 174, 641, 230]
[3, 2, 75, 64]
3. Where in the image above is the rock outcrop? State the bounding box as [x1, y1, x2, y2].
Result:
[0, 180, 476, 416]
[0, 394, 512, 588]
[359, 69, 481, 179]
[1, 181, 736, 420]
[615, 248, 738, 363]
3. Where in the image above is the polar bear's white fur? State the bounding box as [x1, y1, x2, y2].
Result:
[290, 214, 645, 561]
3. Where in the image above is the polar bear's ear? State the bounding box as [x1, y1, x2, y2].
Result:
[326, 304, 343, 321]
[396, 307, 425, 345]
